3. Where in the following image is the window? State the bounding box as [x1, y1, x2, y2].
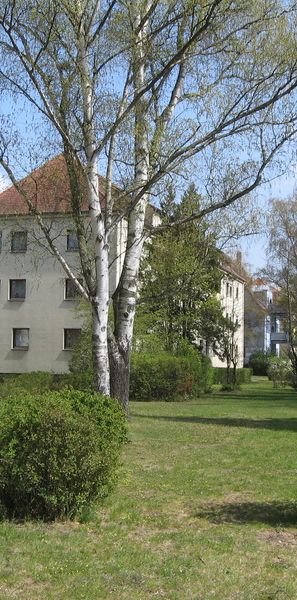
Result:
[229, 285, 233, 297]
[12, 328, 29, 350]
[66, 230, 79, 251]
[9, 279, 26, 300]
[64, 278, 82, 300]
[0, 231, 2, 251]
[236, 287, 239, 299]
[11, 231, 27, 253]
[226, 282, 229, 296]
[63, 328, 81, 350]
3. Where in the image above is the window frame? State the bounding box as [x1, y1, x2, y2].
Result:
[12, 328, 29, 350]
[63, 328, 81, 350]
[64, 278, 82, 300]
[66, 230, 79, 252]
[9, 279, 26, 301]
[11, 231, 28, 253]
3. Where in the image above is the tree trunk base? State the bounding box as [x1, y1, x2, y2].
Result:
[109, 342, 130, 416]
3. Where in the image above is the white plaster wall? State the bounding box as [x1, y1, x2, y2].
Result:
[0, 214, 127, 373]
[211, 275, 245, 369]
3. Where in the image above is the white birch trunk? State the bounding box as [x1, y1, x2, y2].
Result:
[78, 16, 110, 395]
[109, 1, 151, 410]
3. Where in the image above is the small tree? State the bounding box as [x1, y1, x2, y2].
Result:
[212, 316, 240, 388]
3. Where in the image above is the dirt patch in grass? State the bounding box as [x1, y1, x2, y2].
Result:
[257, 530, 297, 547]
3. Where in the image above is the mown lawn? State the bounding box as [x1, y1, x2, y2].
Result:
[1, 378, 297, 599]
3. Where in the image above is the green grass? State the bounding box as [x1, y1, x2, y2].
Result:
[1, 378, 297, 599]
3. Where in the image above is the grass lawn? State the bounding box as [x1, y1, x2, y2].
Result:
[1, 378, 297, 599]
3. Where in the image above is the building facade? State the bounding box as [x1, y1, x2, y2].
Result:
[0, 155, 245, 374]
[0, 156, 129, 374]
[210, 261, 245, 369]
[244, 279, 287, 363]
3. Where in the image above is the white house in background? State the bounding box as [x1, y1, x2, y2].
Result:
[210, 258, 245, 369]
[244, 278, 287, 363]
[0, 155, 135, 374]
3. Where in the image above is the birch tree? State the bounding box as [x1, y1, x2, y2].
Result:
[0, 0, 297, 410]
[265, 198, 297, 385]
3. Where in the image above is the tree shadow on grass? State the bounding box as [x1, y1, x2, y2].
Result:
[195, 501, 297, 527]
[132, 413, 297, 432]
[211, 389, 296, 403]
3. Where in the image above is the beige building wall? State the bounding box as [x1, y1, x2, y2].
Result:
[0, 214, 127, 373]
[211, 273, 245, 369]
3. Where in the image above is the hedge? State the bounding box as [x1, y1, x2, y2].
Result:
[211, 367, 252, 385]
[129, 352, 212, 400]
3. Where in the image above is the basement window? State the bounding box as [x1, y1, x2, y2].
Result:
[12, 328, 29, 350]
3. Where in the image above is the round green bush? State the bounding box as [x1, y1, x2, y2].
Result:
[248, 351, 270, 376]
[0, 390, 127, 520]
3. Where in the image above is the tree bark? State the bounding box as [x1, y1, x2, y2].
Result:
[108, 339, 131, 415]
[107, 1, 151, 409]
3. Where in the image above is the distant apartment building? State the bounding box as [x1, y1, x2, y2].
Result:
[244, 279, 287, 364]
[210, 258, 245, 369]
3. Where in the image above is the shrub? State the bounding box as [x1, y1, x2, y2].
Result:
[69, 328, 92, 373]
[130, 351, 207, 400]
[0, 372, 54, 398]
[0, 390, 127, 520]
[52, 371, 93, 391]
[201, 355, 214, 392]
[212, 367, 252, 386]
[220, 383, 241, 392]
[267, 356, 292, 388]
[248, 351, 270, 376]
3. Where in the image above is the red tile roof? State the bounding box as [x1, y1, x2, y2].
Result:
[0, 155, 106, 215]
[221, 257, 246, 283]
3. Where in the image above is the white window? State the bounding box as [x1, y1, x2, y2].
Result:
[66, 230, 79, 251]
[12, 328, 29, 350]
[9, 279, 26, 300]
[11, 231, 27, 253]
[64, 278, 82, 300]
[63, 328, 81, 350]
[236, 287, 239, 299]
